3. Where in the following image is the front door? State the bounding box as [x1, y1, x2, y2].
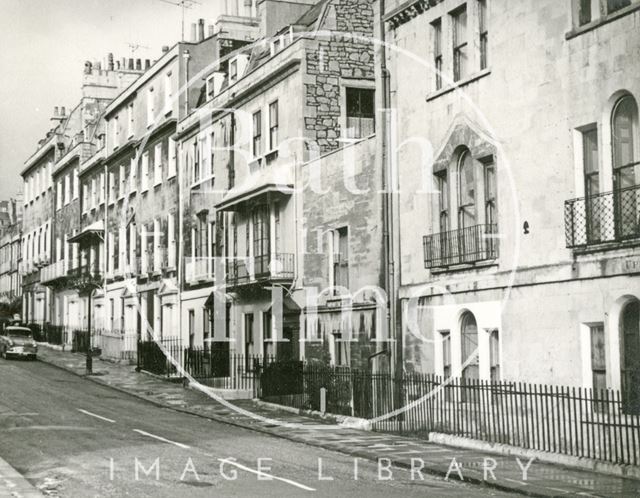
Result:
[621, 300, 640, 414]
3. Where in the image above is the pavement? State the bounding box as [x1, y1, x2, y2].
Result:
[0, 454, 41, 498]
[19, 346, 640, 497]
[0, 357, 512, 497]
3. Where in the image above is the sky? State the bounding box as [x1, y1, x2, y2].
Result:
[0, 0, 224, 201]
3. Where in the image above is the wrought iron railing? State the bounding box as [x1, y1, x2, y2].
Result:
[41, 260, 66, 283]
[22, 269, 41, 286]
[423, 224, 498, 268]
[226, 253, 295, 286]
[185, 256, 214, 283]
[137, 337, 183, 378]
[258, 363, 640, 467]
[565, 183, 640, 248]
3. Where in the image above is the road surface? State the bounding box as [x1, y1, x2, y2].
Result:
[0, 358, 516, 497]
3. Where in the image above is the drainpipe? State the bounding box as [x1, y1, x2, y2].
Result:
[177, 141, 183, 344]
[377, 0, 399, 373]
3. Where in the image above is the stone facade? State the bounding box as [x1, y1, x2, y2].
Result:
[301, 135, 389, 371]
[385, 0, 640, 389]
[304, 0, 375, 152]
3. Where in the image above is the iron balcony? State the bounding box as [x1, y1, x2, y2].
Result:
[565, 184, 640, 248]
[225, 253, 295, 288]
[423, 224, 498, 269]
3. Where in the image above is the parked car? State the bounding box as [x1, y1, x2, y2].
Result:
[0, 326, 38, 360]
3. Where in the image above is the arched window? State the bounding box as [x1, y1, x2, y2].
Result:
[612, 95, 639, 238]
[612, 95, 638, 189]
[458, 149, 476, 229]
[460, 311, 479, 380]
[621, 299, 640, 414]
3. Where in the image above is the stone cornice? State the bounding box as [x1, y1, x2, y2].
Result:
[385, 0, 439, 30]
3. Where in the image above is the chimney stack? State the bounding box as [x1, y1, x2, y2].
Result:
[198, 18, 205, 41]
[145, 59, 151, 69]
[135, 59, 142, 70]
[61, 106, 66, 116]
[108, 53, 114, 70]
[128, 58, 134, 70]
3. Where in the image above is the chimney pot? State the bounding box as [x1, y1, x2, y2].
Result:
[61, 106, 66, 116]
[198, 18, 205, 41]
[116, 61, 121, 70]
[54, 106, 59, 116]
[84, 61, 92, 74]
[135, 59, 142, 70]
[128, 58, 134, 70]
[96, 61, 102, 70]
[145, 59, 151, 69]
[162, 45, 169, 53]
[107, 52, 114, 70]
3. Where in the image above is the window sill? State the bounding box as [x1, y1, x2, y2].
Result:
[153, 181, 162, 188]
[249, 157, 263, 173]
[566, 3, 640, 39]
[571, 237, 640, 256]
[265, 149, 279, 163]
[429, 259, 498, 275]
[167, 172, 176, 180]
[425, 68, 492, 102]
[190, 174, 215, 190]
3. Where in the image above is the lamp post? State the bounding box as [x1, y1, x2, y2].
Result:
[75, 277, 102, 375]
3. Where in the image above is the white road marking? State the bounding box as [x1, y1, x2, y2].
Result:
[503, 477, 528, 485]
[218, 458, 316, 492]
[133, 429, 191, 449]
[77, 408, 116, 423]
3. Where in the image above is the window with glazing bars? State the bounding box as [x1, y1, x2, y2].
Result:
[252, 110, 262, 157]
[432, 19, 443, 90]
[478, 0, 488, 69]
[607, 0, 631, 14]
[452, 5, 468, 82]
[269, 100, 279, 150]
[252, 206, 270, 275]
[193, 138, 200, 183]
[333, 227, 349, 291]
[489, 329, 500, 381]
[345, 88, 375, 139]
[590, 324, 606, 403]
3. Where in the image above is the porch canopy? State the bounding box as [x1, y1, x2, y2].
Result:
[215, 162, 294, 212]
[68, 220, 104, 244]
